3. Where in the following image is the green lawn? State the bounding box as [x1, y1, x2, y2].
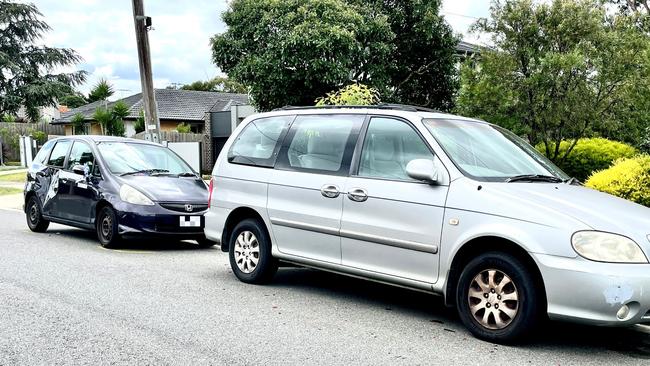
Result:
[0, 172, 26, 182]
[0, 187, 22, 195]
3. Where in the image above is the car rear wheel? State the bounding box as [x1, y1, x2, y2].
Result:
[96, 206, 120, 248]
[26, 196, 49, 233]
[456, 251, 541, 344]
[228, 218, 277, 284]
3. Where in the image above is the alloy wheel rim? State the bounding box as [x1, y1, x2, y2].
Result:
[234, 231, 260, 274]
[468, 269, 519, 330]
[101, 215, 112, 240]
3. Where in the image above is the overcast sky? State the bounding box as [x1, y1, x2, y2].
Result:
[32, 0, 490, 99]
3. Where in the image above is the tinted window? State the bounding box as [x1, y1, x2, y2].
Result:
[228, 116, 293, 167]
[33, 139, 56, 165]
[66, 141, 95, 172]
[359, 118, 434, 181]
[47, 140, 71, 167]
[281, 114, 364, 174]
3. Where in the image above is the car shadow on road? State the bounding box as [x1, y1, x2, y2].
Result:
[47, 227, 209, 252]
[270, 267, 650, 359]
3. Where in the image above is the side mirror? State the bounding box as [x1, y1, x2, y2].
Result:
[406, 159, 438, 184]
[72, 164, 90, 178]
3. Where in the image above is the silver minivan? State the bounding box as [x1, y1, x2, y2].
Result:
[204, 105, 650, 343]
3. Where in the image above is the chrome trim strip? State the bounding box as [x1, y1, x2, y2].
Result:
[340, 229, 438, 254]
[276, 255, 436, 293]
[270, 217, 339, 236]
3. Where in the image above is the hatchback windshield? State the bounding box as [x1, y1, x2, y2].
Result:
[424, 119, 568, 182]
[97, 142, 194, 176]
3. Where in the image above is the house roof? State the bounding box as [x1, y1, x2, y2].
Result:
[456, 41, 481, 57]
[54, 89, 249, 124]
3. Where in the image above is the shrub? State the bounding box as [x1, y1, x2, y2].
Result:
[316, 84, 380, 106]
[176, 123, 191, 133]
[537, 138, 637, 181]
[30, 130, 47, 145]
[586, 155, 650, 207]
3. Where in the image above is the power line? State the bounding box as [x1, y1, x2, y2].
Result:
[441, 11, 482, 20]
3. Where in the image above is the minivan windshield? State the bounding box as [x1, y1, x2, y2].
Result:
[97, 142, 195, 176]
[423, 119, 569, 182]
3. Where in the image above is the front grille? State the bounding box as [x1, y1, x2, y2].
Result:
[159, 203, 208, 213]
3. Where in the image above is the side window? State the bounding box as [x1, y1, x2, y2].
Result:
[228, 115, 293, 167]
[358, 117, 434, 181]
[47, 140, 72, 168]
[66, 141, 95, 173]
[33, 139, 56, 165]
[279, 114, 364, 175]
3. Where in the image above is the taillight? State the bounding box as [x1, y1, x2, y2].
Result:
[207, 178, 214, 208]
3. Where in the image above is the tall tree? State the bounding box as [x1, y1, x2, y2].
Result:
[211, 0, 395, 111]
[59, 92, 88, 109]
[179, 76, 247, 94]
[355, 0, 459, 110]
[455, 0, 650, 162]
[87, 78, 115, 103]
[0, 1, 86, 122]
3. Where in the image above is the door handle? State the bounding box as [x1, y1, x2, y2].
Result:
[347, 188, 368, 202]
[320, 184, 340, 198]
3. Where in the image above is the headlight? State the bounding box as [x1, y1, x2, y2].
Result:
[119, 184, 154, 206]
[572, 231, 648, 263]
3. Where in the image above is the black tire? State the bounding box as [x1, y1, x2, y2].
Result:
[196, 237, 217, 248]
[456, 251, 541, 344]
[96, 206, 120, 248]
[25, 196, 49, 233]
[228, 218, 277, 284]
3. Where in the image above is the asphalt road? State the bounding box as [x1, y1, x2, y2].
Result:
[1, 208, 649, 365]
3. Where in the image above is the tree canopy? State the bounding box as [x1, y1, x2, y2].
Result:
[177, 76, 247, 94]
[211, 0, 458, 111]
[0, 0, 86, 121]
[87, 78, 115, 103]
[455, 0, 650, 162]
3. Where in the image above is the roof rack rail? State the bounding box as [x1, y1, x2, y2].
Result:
[273, 103, 442, 113]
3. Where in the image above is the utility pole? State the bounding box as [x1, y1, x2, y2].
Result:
[132, 0, 161, 143]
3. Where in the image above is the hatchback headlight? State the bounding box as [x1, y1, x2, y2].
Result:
[572, 231, 648, 263]
[120, 184, 154, 206]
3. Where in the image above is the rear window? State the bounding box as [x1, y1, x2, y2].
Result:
[47, 140, 71, 167]
[227, 115, 293, 167]
[277, 114, 364, 175]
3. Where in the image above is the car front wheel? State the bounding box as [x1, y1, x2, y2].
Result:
[96, 206, 120, 248]
[228, 218, 277, 284]
[456, 251, 541, 344]
[26, 196, 49, 233]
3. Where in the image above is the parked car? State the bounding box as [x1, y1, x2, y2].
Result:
[24, 136, 213, 248]
[204, 105, 650, 343]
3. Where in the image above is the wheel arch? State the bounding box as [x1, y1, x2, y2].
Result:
[221, 206, 269, 252]
[444, 235, 547, 312]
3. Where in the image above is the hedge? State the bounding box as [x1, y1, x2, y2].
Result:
[537, 138, 637, 182]
[585, 155, 650, 207]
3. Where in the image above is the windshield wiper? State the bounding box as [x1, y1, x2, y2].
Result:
[177, 172, 198, 177]
[121, 169, 170, 176]
[505, 174, 563, 183]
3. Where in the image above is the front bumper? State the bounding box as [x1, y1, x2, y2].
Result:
[535, 253, 650, 326]
[114, 202, 206, 239]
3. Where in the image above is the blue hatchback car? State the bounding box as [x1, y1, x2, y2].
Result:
[24, 136, 213, 248]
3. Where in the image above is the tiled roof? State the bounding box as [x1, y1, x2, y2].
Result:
[456, 41, 481, 55]
[54, 89, 249, 124]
